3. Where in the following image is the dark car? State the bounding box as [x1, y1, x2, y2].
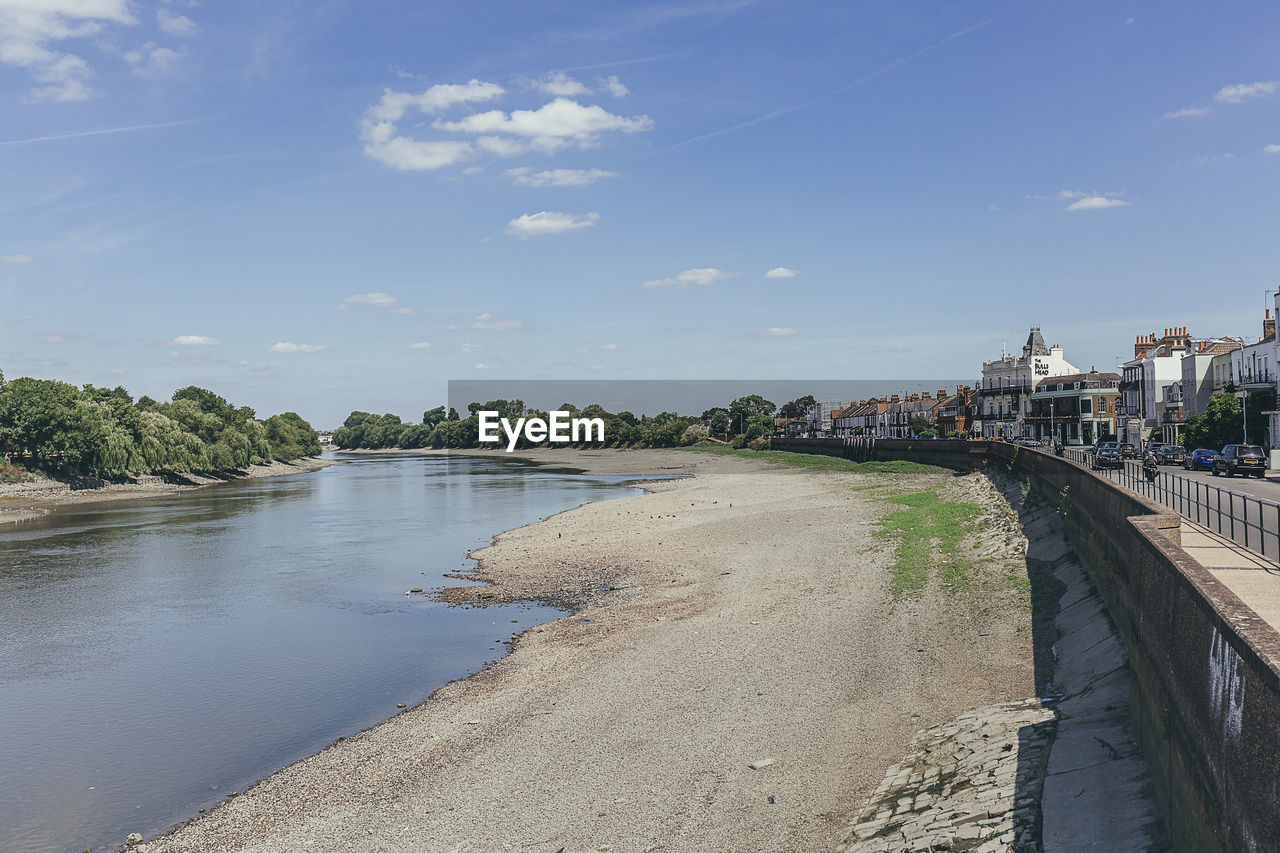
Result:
[1119, 442, 1139, 459]
[1214, 444, 1268, 478]
[1093, 446, 1123, 469]
[1185, 449, 1219, 471]
[1155, 445, 1186, 465]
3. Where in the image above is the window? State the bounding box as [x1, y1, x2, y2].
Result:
[1081, 397, 1092, 415]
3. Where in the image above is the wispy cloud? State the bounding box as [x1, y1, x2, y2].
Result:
[504, 167, 618, 187]
[761, 326, 797, 336]
[526, 71, 591, 96]
[1164, 106, 1210, 119]
[156, 9, 197, 37]
[408, 341, 431, 349]
[506, 210, 599, 238]
[342, 292, 414, 314]
[1214, 81, 1277, 104]
[643, 267, 736, 288]
[0, 117, 214, 147]
[2, 254, 33, 264]
[764, 267, 797, 279]
[836, 22, 988, 94]
[1065, 196, 1130, 211]
[171, 335, 220, 346]
[600, 75, 630, 97]
[657, 103, 809, 153]
[0, 0, 136, 102]
[268, 342, 324, 353]
[1266, 144, 1280, 155]
[471, 312, 524, 330]
[360, 80, 504, 171]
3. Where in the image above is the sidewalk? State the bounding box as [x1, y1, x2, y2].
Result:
[1179, 522, 1280, 632]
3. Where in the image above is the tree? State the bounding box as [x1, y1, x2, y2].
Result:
[1183, 391, 1276, 450]
[0, 378, 85, 470]
[422, 406, 446, 428]
[909, 414, 934, 436]
[729, 395, 776, 433]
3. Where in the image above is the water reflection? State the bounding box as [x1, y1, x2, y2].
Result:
[0, 453, 643, 853]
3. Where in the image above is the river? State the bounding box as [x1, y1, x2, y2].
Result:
[0, 453, 646, 853]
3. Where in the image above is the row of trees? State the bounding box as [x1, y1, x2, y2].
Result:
[0, 370, 320, 480]
[332, 393, 811, 451]
[1181, 389, 1277, 451]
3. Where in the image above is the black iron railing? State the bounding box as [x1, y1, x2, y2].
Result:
[1063, 449, 1280, 561]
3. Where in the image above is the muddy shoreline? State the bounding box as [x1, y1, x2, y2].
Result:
[0, 456, 342, 525]
[142, 448, 1036, 853]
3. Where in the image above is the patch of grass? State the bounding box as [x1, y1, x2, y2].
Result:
[679, 445, 941, 474]
[0, 462, 32, 484]
[877, 489, 983, 599]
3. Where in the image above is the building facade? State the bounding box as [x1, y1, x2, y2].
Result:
[974, 327, 1079, 439]
[1027, 371, 1120, 445]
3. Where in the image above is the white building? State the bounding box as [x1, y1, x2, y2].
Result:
[806, 400, 849, 436]
[975, 327, 1079, 439]
[1180, 338, 1244, 419]
[1120, 327, 1193, 447]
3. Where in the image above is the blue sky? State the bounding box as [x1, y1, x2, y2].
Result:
[1, 1, 1278, 426]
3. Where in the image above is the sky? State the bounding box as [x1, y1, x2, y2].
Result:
[1, 0, 1279, 427]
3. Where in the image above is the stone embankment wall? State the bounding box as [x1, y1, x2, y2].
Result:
[774, 437, 1280, 852]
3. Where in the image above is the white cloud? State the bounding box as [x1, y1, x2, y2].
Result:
[600, 75, 630, 97]
[435, 98, 653, 149]
[268, 342, 324, 353]
[529, 71, 591, 96]
[0, 0, 136, 102]
[600, 343, 620, 350]
[1164, 106, 1210, 119]
[171, 334, 220, 346]
[123, 43, 184, 75]
[504, 166, 618, 187]
[460, 341, 483, 353]
[643, 267, 736, 289]
[761, 327, 797, 336]
[471, 312, 524, 330]
[408, 341, 431, 349]
[1265, 144, 1280, 154]
[342, 291, 414, 314]
[474, 362, 497, 370]
[360, 80, 504, 171]
[156, 8, 196, 36]
[2, 253, 33, 264]
[1214, 81, 1277, 104]
[1065, 196, 1131, 211]
[506, 210, 599, 238]
[764, 267, 797, 279]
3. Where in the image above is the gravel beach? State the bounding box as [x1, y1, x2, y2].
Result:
[142, 448, 1035, 853]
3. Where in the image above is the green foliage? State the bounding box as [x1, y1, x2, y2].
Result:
[0, 377, 318, 479]
[908, 414, 933, 435]
[877, 490, 982, 599]
[1183, 391, 1276, 450]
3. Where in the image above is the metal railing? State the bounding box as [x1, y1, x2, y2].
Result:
[1062, 448, 1280, 561]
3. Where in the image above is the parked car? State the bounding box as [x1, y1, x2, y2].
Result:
[1096, 441, 1119, 453]
[1013, 437, 1040, 448]
[1213, 444, 1268, 478]
[1093, 446, 1123, 469]
[1119, 443, 1139, 459]
[1155, 445, 1186, 465]
[1184, 448, 1219, 471]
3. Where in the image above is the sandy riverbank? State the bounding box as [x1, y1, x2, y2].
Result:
[144, 448, 1035, 853]
[0, 456, 341, 525]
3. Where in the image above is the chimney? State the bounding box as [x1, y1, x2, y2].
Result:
[891, 394, 899, 402]
[937, 389, 947, 399]
[1265, 309, 1275, 342]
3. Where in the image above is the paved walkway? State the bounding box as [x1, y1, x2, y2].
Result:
[1180, 522, 1280, 631]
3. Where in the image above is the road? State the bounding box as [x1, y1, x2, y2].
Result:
[1061, 448, 1280, 561]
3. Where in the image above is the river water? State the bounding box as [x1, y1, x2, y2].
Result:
[0, 453, 645, 853]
